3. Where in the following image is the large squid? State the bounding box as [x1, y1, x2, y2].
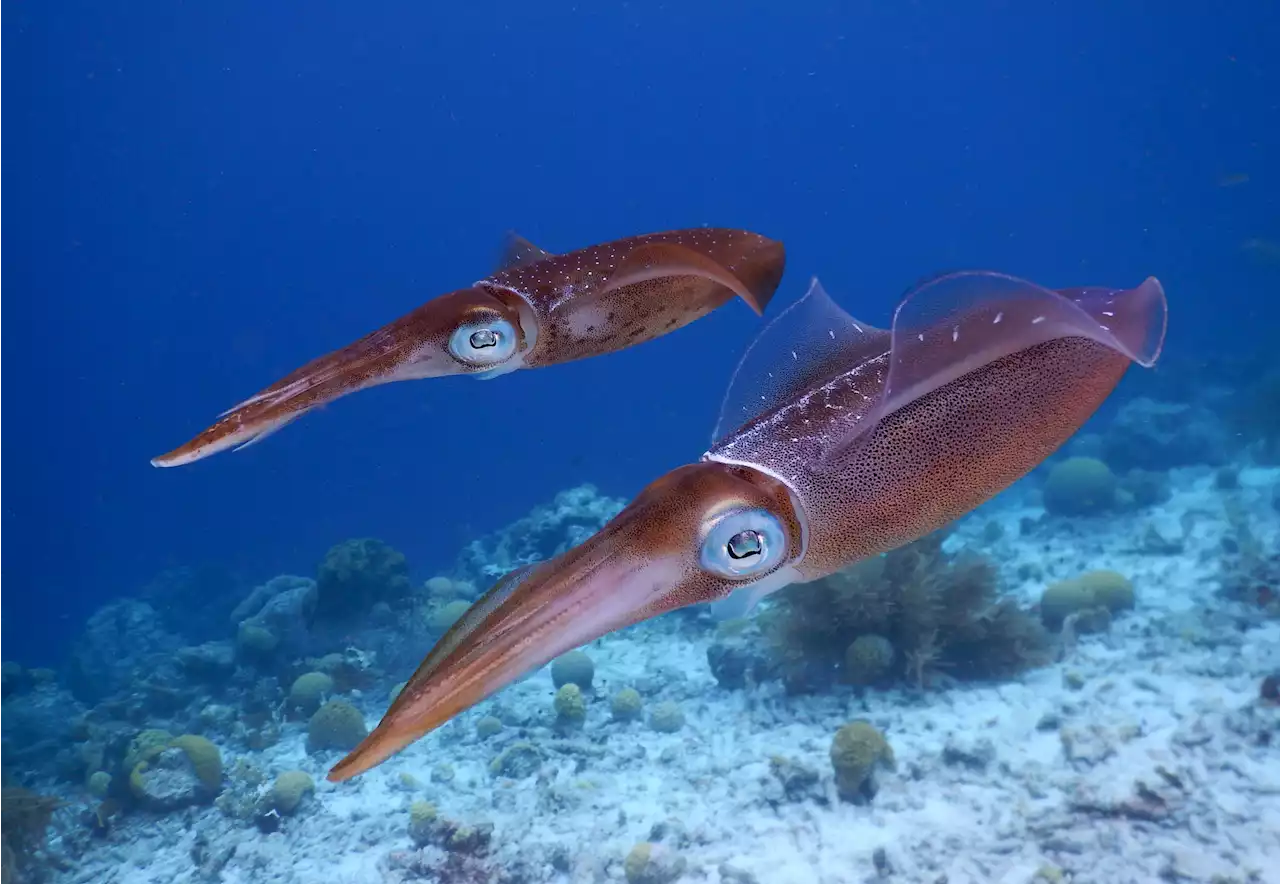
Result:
[328, 269, 1167, 782]
[151, 229, 786, 467]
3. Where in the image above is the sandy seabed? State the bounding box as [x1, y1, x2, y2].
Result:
[54, 468, 1280, 884]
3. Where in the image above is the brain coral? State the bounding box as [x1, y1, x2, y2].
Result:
[1040, 569, 1135, 630]
[830, 720, 894, 803]
[1042, 457, 1117, 517]
[316, 538, 410, 620]
[307, 699, 369, 753]
[844, 635, 895, 686]
[289, 671, 335, 715]
[550, 649, 595, 690]
[268, 770, 315, 815]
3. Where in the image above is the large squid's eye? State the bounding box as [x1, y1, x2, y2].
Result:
[449, 318, 518, 367]
[699, 507, 788, 579]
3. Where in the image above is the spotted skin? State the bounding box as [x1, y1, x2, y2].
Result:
[710, 337, 1129, 579]
[151, 228, 785, 467]
[487, 228, 786, 366]
[711, 273, 1167, 578]
[327, 271, 1167, 782]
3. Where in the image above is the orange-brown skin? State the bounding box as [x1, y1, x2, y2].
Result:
[327, 272, 1168, 783]
[151, 229, 785, 467]
[713, 275, 1167, 577]
[327, 462, 803, 782]
[714, 336, 1130, 578]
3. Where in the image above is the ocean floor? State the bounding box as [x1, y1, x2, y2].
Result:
[27, 467, 1280, 884]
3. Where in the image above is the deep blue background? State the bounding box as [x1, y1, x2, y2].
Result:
[4, 1, 1276, 663]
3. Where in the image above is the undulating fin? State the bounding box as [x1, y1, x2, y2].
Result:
[602, 241, 777, 316]
[711, 277, 890, 443]
[815, 271, 1168, 472]
[496, 233, 554, 272]
[706, 568, 800, 621]
[403, 564, 539, 687]
[1053, 282, 1167, 366]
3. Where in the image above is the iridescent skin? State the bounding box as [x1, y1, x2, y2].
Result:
[327, 270, 1167, 782]
[151, 229, 786, 467]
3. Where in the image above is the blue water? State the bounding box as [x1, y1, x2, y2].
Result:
[3, 0, 1276, 664]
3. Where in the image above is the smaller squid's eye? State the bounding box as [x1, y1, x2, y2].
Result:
[469, 329, 498, 349]
[449, 318, 518, 367]
[699, 507, 788, 579]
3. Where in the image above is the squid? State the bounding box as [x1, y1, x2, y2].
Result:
[327, 269, 1167, 782]
[151, 229, 786, 467]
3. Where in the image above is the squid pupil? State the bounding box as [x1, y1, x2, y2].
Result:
[469, 329, 499, 349]
[726, 529, 764, 560]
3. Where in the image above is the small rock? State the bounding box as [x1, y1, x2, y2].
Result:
[719, 860, 759, 884]
[766, 755, 823, 803]
[624, 841, 686, 884]
[175, 641, 236, 682]
[130, 746, 210, 811]
[706, 629, 773, 690]
[1162, 846, 1237, 882]
[942, 735, 996, 771]
[1035, 712, 1062, 732]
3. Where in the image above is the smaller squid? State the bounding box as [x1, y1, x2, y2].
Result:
[151, 229, 786, 467]
[327, 269, 1167, 782]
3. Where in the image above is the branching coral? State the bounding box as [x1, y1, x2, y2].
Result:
[0, 788, 58, 844]
[765, 528, 1051, 692]
[1, 787, 60, 884]
[1219, 496, 1280, 617]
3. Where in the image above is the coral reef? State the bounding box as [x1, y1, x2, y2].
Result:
[610, 687, 643, 721]
[624, 841, 686, 884]
[232, 575, 317, 661]
[475, 715, 504, 739]
[1042, 457, 1117, 517]
[287, 672, 333, 715]
[1219, 496, 1280, 617]
[1103, 397, 1230, 471]
[137, 564, 243, 644]
[306, 699, 368, 753]
[267, 771, 314, 815]
[425, 599, 471, 634]
[830, 720, 895, 803]
[8, 461, 1278, 884]
[550, 650, 595, 691]
[553, 684, 586, 729]
[1039, 570, 1136, 631]
[844, 634, 896, 686]
[0, 786, 60, 884]
[454, 485, 626, 581]
[764, 528, 1051, 692]
[315, 538, 410, 620]
[647, 700, 685, 733]
[65, 600, 181, 703]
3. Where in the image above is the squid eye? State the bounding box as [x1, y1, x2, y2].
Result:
[469, 329, 498, 349]
[727, 530, 763, 560]
[449, 318, 518, 367]
[699, 507, 788, 579]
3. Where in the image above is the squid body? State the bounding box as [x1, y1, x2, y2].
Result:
[152, 229, 786, 467]
[328, 269, 1168, 782]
